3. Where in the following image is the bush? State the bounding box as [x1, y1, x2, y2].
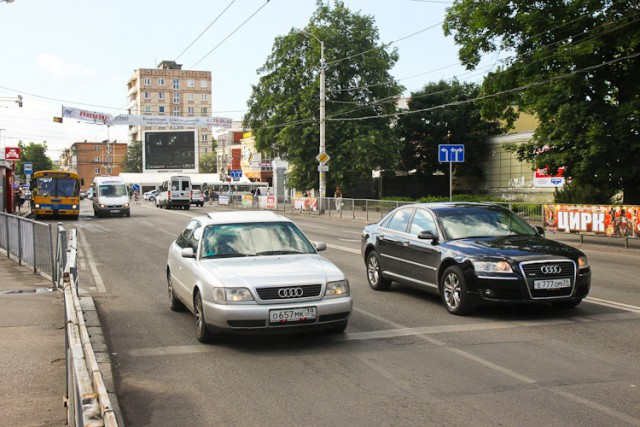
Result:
[553, 183, 611, 204]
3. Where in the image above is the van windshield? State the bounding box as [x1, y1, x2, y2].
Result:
[100, 184, 128, 197]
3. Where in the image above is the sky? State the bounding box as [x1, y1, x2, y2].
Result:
[0, 0, 495, 160]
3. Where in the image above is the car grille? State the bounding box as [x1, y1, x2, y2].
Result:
[255, 284, 323, 300]
[519, 260, 576, 299]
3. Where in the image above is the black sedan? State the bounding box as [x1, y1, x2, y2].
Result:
[361, 202, 591, 315]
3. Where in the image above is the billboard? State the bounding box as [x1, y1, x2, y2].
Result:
[544, 204, 640, 237]
[143, 130, 198, 173]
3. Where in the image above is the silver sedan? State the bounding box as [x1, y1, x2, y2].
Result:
[166, 210, 352, 343]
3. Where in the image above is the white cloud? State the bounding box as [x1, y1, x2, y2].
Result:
[37, 53, 97, 80]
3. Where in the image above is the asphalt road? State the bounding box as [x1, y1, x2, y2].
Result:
[64, 200, 640, 426]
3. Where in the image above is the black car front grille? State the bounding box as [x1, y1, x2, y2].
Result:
[255, 284, 323, 300]
[519, 260, 576, 299]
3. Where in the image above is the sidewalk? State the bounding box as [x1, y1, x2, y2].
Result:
[0, 254, 66, 426]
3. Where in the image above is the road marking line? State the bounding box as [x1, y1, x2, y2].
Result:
[326, 243, 360, 254]
[339, 238, 361, 243]
[585, 296, 640, 314]
[76, 226, 106, 293]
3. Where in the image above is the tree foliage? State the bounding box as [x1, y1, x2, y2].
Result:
[199, 152, 217, 173]
[444, 0, 640, 203]
[396, 80, 504, 186]
[15, 142, 53, 180]
[244, 0, 403, 193]
[120, 140, 142, 173]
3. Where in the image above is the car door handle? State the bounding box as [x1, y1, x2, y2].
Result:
[402, 240, 410, 246]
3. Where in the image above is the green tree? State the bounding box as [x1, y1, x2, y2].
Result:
[15, 142, 53, 181]
[244, 0, 403, 193]
[120, 140, 142, 173]
[444, 0, 640, 203]
[396, 80, 504, 187]
[199, 152, 217, 173]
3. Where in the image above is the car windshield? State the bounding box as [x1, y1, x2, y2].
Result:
[437, 206, 536, 240]
[201, 222, 316, 259]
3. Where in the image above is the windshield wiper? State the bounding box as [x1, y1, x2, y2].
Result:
[257, 250, 305, 255]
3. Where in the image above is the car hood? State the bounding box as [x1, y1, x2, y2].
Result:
[444, 235, 583, 260]
[201, 254, 345, 287]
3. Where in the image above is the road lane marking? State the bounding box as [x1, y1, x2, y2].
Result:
[585, 296, 640, 314]
[326, 243, 360, 254]
[76, 226, 106, 293]
[339, 238, 361, 243]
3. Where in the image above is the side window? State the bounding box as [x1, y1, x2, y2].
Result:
[409, 209, 437, 236]
[176, 220, 200, 249]
[181, 180, 190, 191]
[386, 208, 413, 233]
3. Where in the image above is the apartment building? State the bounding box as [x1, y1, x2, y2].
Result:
[126, 60, 213, 169]
[70, 141, 128, 189]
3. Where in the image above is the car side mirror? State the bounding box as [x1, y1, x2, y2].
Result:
[534, 226, 545, 236]
[181, 247, 196, 258]
[314, 242, 327, 252]
[418, 230, 439, 243]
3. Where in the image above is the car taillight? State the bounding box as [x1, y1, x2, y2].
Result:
[168, 191, 171, 199]
[191, 190, 193, 199]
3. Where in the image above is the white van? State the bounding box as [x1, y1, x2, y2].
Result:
[155, 175, 192, 210]
[92, 176, 131, 217]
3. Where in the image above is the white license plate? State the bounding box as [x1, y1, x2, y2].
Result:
[111, 210, 120, 213]
[269, 307, 316, 324]
[534, 278, 571, 289]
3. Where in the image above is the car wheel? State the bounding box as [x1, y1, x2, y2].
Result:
[440, 265, 472, 315]
[194, 291, 216, 343]
[149, 196, 155, 202]
[366, 251, 391, 291]
[167, 273, 185, 311]
[552, 298, 582, 309]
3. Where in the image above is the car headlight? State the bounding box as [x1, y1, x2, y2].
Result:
[325, 280, 350, 297]
[472, 260, 513, 274]
[578, 256, 589, 270]
[124, 203, 130, 208]
[212, 287, 254, 304]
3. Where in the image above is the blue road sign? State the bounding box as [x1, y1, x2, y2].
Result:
[438, 144, 465, 163]
[132, 184, 140, 191]
[230, 169, 242, 181]
[24, 162, 32, 173]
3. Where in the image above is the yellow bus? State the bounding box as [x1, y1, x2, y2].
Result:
[30, 170, 84, 219]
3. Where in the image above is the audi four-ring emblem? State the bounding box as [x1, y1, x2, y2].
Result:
[541, 265, 561, 274]
[278, 287, 304, 298]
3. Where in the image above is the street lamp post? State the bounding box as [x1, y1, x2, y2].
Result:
[302, 30, 327, 198]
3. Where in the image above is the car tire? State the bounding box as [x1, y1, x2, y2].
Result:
[440, 265, 472, 315]
[167, 273, 185, 312]
[552, 298, 582, 309]
[194, 291, 216, 343]
[366, 251, 391, 291]
[149, 196, 155, 202]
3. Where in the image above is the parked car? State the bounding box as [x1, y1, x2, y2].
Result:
[166, 211, 352, 343]
[79, 189, 88, 200]
[143, 189, 158, 201]
[191, 190, 205, 207]
[361, 202, 591, 315]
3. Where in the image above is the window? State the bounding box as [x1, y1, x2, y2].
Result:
[201, 93, 207, 101]
[200, 80, 208, 88]
[188, 79, 195, 87]
[158, 92, 165, 100]
[94, 156, 101, 162]
[159, 106, 165, 113]
[173, 79, 180, 90]
[143, 77, 151, 85]
[201, 107, 208, 114]
[95, 145, 101, 151]
[187, 93, 194, 101]
[386, 208, 413, 233]
[94, 168, 101, 174]
[144, 106, 152, 113]
[173, 107, 180, 116]
[409, 209, 437, 236]
[201, 134, 208, 141]
[106, 168, 112, 175]
[188, 106, 195, 114]
[144, 92, 151, 99]
[158, 78, 165, 86]
[173, 93, 180, 103]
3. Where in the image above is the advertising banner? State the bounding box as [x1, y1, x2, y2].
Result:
[534, 166, 565, 187]
[544, 204, 640, 237]
[4, 147, 20, 160]
[62, 105, 232, 128]
[143, 130, 197, 172]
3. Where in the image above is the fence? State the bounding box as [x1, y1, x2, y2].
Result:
[1, 213, 117, 426]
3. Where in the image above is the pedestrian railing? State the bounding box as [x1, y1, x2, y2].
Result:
[0, 212, 56, 286]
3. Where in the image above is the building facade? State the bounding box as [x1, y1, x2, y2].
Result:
[70, 141, 128, 189]
[214, 123, 273, 185]
[126, 60, 213, 164]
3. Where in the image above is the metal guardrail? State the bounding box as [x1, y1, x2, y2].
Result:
[61, 228, 117, 426]
[0, 212, 55, 286]
[1, 213, 117, 426]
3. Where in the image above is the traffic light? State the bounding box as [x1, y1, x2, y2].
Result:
[17, 95, 23, 107]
